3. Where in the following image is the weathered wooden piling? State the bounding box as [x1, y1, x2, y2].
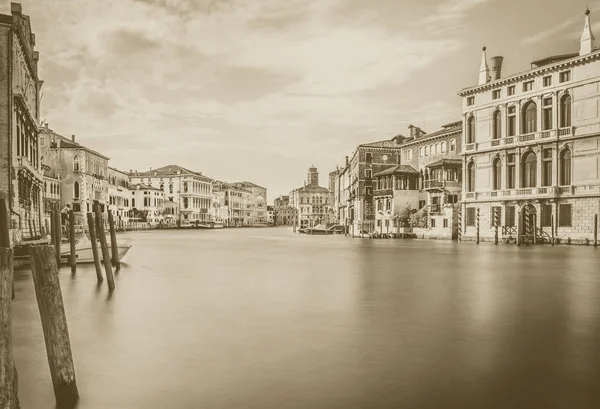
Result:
[69, 210, 76, 274]
[0, 248, 20, 409]
[53, 210, 61, 267]
[107, 211, 120, 271]
[28, 245, 79, 407]
[594, 214, 598, 248]
[457, 205, 462, 243]
[0, 199, 10, 248]
[86, 213, 103, 283]
[94, 207, 115, 291]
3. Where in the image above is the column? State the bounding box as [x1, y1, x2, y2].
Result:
[536, 146, 542, 188]
[515, 100, 522, 136]
[551, 92, 558, 131]
[551, 146, 558, 189]
[501, 104, 507, 139]
[536, 95, 543, 134]
[500, 152, 507, 191]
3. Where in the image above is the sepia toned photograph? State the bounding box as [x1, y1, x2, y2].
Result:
[1, 0, 599, 408]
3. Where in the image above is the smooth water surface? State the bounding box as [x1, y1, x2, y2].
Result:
[12, 228, 600, 408]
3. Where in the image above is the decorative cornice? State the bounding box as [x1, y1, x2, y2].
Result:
[458, 50, 600, 97]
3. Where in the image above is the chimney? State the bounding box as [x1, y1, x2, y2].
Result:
[490, 56, 504, 80]
[11, 3, 22, 15]
[45, 123, 49, 130]
[345, 156, 349, 167]
[71, 134, 75, 142]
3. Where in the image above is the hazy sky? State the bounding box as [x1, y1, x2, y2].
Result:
[8, 0, 595, 200]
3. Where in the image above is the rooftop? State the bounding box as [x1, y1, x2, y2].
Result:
[132, 165, 212, 181]
[426, 158, 463, 168]
[374, 165, 419, 177]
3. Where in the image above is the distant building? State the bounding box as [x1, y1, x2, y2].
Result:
[108, 167, 131, 224]
[129, 165, 213, 225]
[267, 205, 275, 224]
[129, 183, 165, 227]
[273, 195, 296, 225]
[290, 167, 333, 228]
[39, 125, 109, 226]
[232, 181, 268, 225]
[458, 10, 600, 244]
[0, 4, 44, 241]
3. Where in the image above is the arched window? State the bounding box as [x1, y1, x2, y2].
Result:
[522, 151, 537, 188]
[522, 101, 537, 133]
[467, 161, 475, 192]
[73, 155, 80, 172]
[493, 157, 502, 190]
[425, 146, 429, 156]
[467, 116, 475, 143]
[450, 139, 456, 151]
[44, 181, 47, 193]
[74, 181, 80, 199]
[560, 95, 572, 128]
[435, 143, 439, 154]
[419, 147, 424, 157]
[441, 141, 447, 153]
[493, 110, 502, 139]
[40, 155, 44, 166]
[169, 183, 173, 194]
[183, 181, 188, 193]
[560, 148, 571, 185]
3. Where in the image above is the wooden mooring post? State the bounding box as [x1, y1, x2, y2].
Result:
[69, 210, 76, 274]
[476, 207, 480, 244]
[594, 214, 598, 248]
[1, 247, 20, 409]
[28, 245, 79, 407]
[107, 211, 120, 271]
[94, 207, 115, 291]
[53, 209, 61, 267]
[551, 215, 555, 246]
[86, 213, 103, 283]
[1, 199, 15, 302]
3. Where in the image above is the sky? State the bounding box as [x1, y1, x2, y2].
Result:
[5, 0, 597, 200]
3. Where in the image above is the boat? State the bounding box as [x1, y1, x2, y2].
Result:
[59, 232, 132, 264]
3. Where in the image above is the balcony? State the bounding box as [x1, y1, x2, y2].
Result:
[373, 188, 393, 197]
[423, 179, 462, 191]
[463, 126, 576, 153]
[17, 156, 42, 179]
[463, 184, 600, 201]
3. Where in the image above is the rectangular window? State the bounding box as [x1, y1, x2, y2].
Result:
[543, 76, 552, 87]
[523, 81, 533, 92]
[559, 71, 571, 83]
[467, 96, 475, 106]
[443, 218, 448, 228]
[431, 218, 436, 228]
[365, 152, 372, 163]
[491, 206, 502, 227]
[542, 98, 553, 131]
[559, 204, 572, 227]
[507, 85, 515, 96]
[507, 106, 516, 137]
[466, 208, 476, 226]
[492, 90, 501, 100]
[505, 206, 516, 227]
[507, 153, 516, 189]
[365, 186, 373, 196]
[72, 203, 81, 212]
[365, 169, 372, 179]
[419, 200, 426, 209]
[542, 148, 552, 186]
[541, 204, 552, 227]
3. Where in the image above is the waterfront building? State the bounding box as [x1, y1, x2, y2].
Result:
[231, 182, 268, 225]
[129, 165, 213, 225]
[108, 167, 132, 225]
[273, 195, 297, 225]
[289, 167, 333, 228]
[396, 122, 463, 239]
[267, 205, 275, 225]
[129, 183, 165, 227]
[0, 3, 44, 241]
[335, 139, 404, 235]
[458, 10, 600, 244]
[39, 125, 109, 226]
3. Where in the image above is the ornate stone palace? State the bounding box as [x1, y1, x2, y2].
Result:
[458, 10, 600, 244]
[0, 3, 44, 240]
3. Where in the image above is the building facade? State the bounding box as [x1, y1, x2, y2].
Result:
[232, 182, 267, 225]
[458, 10, 600, 244]
[290, 167, 333, 228]
[129, 183, 165, 227]
[0, 3, 44, 241]
[40, 126, 110, 226]
[108, 167, 131, 225]
[129, 165, 213, 225]
[273, 195, 297, 226]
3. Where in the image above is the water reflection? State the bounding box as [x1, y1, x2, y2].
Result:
[11, 229, 600, 409]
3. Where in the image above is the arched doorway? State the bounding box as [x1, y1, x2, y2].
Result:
[519, 203, 537, 243]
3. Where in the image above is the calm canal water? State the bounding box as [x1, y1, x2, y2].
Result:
[12, 227, 600, 408]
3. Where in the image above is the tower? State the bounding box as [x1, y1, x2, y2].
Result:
[307, 166, 319, 186]
[580, 8, 595, 56]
